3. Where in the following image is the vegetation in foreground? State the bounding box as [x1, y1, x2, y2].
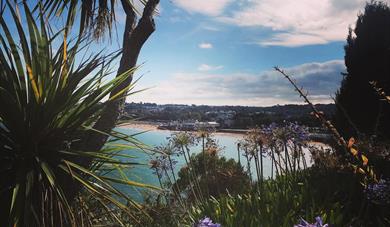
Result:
[0, 0, 159, 226]
[133, 123, 389, 226]
[1, 0, 390, 226]
[121, 3, 390, 226]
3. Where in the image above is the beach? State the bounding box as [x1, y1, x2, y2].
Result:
[118, 121, 245, 138]
[118, 121, 160, 131]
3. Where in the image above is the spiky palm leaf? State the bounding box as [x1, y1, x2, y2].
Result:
[40, 0, 149, 39]
[0, 2, 156, 226]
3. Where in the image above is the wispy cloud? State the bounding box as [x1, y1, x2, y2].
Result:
[198, 42, 213, 49]
[198, 64, 223, 71]
[172, 0, 233, 16]
[258, 33, 329, 47]
[131, 60, 345, 106]
[219, 0, 368, 47]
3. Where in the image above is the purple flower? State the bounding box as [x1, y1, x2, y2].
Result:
[286, 122, 310, 143]
[294, 216, 328, 227]
[365, 178, 390, 205]
[194, 217, 221, 227]
[264, 122, 309, 144]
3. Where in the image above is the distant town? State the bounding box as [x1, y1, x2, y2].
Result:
[123, 102, 335, 141]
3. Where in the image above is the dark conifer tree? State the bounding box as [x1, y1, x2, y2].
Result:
[335, 1, 390, 140]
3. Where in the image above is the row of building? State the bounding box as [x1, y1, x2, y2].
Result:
[157, 121, 220, 131]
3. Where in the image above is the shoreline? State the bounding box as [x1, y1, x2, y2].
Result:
[118, 121, 160, 131]
[118, 121, 245, 138]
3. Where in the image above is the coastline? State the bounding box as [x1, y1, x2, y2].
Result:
[118, 121, 245, 138]
[118, 121, 160, 131]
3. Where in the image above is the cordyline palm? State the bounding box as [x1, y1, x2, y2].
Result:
[41, 0, 160, 158]
[41, 0, 150, 38]
[0, 2, 159, 226]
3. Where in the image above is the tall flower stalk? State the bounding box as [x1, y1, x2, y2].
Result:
[153, 143, 186, 207]
[243, 128, 269, 190]
[170, 132, 204, 203]
[276, 66, 377, 184]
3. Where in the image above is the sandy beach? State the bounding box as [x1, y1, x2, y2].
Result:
[118, 121, 159, 131]
[118, 121, 244, 138]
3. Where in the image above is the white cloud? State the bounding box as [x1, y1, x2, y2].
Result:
[218, 0, 374, 46]
[130, 60, 345, 106]
[198, 42, 213, 49]
[198, 64, 224, 71]
[258, 33, 329, 47]
[172, 0, 233, 16]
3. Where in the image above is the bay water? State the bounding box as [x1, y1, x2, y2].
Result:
[113, 127, 277, 202]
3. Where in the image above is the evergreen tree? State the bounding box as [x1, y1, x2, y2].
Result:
[335, 1, 390, 140]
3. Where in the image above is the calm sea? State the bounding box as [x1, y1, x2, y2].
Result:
[113, 127, 278, 202]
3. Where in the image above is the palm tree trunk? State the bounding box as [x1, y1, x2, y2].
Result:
[68, 0, 159, 203]
[83, 0, 159, 154]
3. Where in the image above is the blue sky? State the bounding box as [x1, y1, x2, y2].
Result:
[124, 0, 376, 106]
[4, 0, 385, 106]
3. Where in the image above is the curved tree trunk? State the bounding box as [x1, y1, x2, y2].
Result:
[65, 0, 159, 202]
[83, 0, 159, 153]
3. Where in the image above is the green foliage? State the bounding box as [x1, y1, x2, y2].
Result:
[190, 167, 390, 227]
[333, 16, 390, 180]
[77, 191, 186, 227]
[128, 193, 191, 227]
[40, 0, 146, 39]
[189, 170, 345, 227]
[175, 152, 251, 201]
[0, 2, 155, 226]
[335, 1, 390, 140]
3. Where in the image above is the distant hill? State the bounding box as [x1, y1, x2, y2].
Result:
[124, 102, 335, 128]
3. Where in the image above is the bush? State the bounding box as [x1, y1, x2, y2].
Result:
[175, 152, 251, 201]
[190, 167, 390, 227]
[189, 170, 344, 227]
[335, 1, 390, 140]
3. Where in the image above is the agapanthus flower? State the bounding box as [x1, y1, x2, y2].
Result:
[262, 123, 278, 136]
[169, 131, 197, 154]
[365, 178, 390, 205]
[286, 122, 310, 143]
[150, 155, 175, 177]
[194, 217, 221, 227]
[155, 142, 178, 156]
[294, 216, 328, 227]
[238, 140, 253, 160]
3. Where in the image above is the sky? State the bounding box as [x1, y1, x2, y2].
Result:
[125, 0, 377, 106]
[4, 0, 389, 106]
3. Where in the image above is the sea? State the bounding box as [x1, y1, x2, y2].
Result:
[112, 127, 312, 202]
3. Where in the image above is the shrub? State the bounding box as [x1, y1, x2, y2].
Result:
[175, 152, 251, 202]
[334, 1, 390, 140]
